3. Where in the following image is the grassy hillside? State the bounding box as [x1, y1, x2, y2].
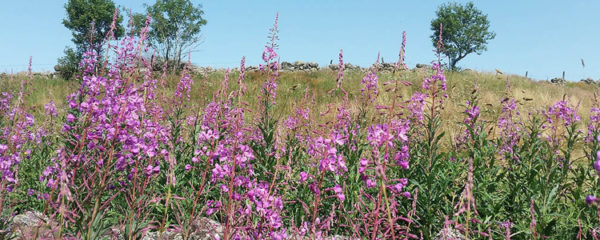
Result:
[2, 68, 597, 142]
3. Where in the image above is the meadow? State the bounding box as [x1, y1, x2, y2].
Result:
[2, 15, 600, 240]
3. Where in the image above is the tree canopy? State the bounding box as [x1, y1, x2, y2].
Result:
[63, 0, 124, 54]
[142, 0, 207, 71]
[58, 0, 124, 79]
[431, 2, 495, 70]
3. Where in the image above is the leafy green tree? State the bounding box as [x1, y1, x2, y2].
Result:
[63, 0, 124, 54]
[55, 47, 80, 80]
[430, 2, 495, 70]
[144, 0, 207, 71]
[57, 0, 124, 79]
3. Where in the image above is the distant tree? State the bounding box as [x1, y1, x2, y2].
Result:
[142, 0, 207, 71]
[57, 0, 124, 79]
[56, 47, 80, 80]
[430, 2, 495, 70]
[127, 11, 148, 36]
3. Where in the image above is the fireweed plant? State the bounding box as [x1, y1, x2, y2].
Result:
[4, 14, 600, 240]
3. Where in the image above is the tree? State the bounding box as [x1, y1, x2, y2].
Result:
[56, 47, 80, 80]
[57, 0, 124, 79]
[63, 0, 124, 55]
[143, 0, 207, 71]
[430, 2, 495, 70]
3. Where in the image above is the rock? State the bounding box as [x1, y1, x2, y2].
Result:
[326, 235, 360, 240]
[580, 78, 596, 85]
[142, 230, 183, 240]
[434, 227, 465, 240]
[10, 211, 57, 239]
[416, 63, 431, 69]
[188, 217, 223, 240]
[245, 66, 259, 72]
[190, 66, 217, 75]
[380, 63, 395, 72]
[281, 61, 293, 70]
[550, 77, 566, 85]
[141, 218, 222, 240]
[344, 63, 360, 70]
[286, 233, 359, 240]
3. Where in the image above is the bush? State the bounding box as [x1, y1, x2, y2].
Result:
[55, 46, 80, 80]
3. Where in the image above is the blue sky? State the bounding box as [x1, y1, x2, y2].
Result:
[1, 0, 599, 81]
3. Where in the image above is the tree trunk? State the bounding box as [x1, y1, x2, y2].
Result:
[450, 58, 457, 70]
[165, 46, 170, 72]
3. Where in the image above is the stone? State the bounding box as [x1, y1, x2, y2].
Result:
[10, 211, 57, 239]
[142, 230, 183, 240]
[344, 63, 358, 70]
[416, 63, 431, 69]
[380, 63, 395, 71]
[141, 217, 222, 240]
[580, 78, 596, 85]
[434, 227, 466, 240]
[550, 77, 566, 85]
[326, 235, 360, 240]
[281, 61, 293, 70]
[189, 217, 223, 240]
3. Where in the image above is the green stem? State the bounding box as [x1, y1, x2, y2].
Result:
[87, 194, 101, 240]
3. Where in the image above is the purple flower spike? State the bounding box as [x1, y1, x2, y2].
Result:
[587, 195, 598, 205]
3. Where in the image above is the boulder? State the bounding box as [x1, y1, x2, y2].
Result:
[142, 230, 183, 240]
[380, 63, 395, 71]
[245, 66, 259, 72]
[10, 211, 57, 239]
[550, 77, 566, 85]
[580, 78, 596, 85]
[137, 217, 223, 240]
[434, 227, 465, 240]
[281, 61, 294, 70]
[416, 63, 431, 69]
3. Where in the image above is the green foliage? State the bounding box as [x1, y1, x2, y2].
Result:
[142, 0, 207, 71]
[58, 0, 124, 80]
[56, 47, 80, 80]
[431, 2, 495, 70]
[127, 12, 148, 36]
[62, 0, 124, 54]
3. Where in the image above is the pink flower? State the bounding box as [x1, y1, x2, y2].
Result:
[66, 114, 75, 123]
[359, 158, 368, 174]
[145, 164, 160, 177]
[390, 178, 408, 193]
[299, 171, 309, 183]
[366, 178, 376, 188]
[333, 185, 345, 202]
[44, 101, 57, 117]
